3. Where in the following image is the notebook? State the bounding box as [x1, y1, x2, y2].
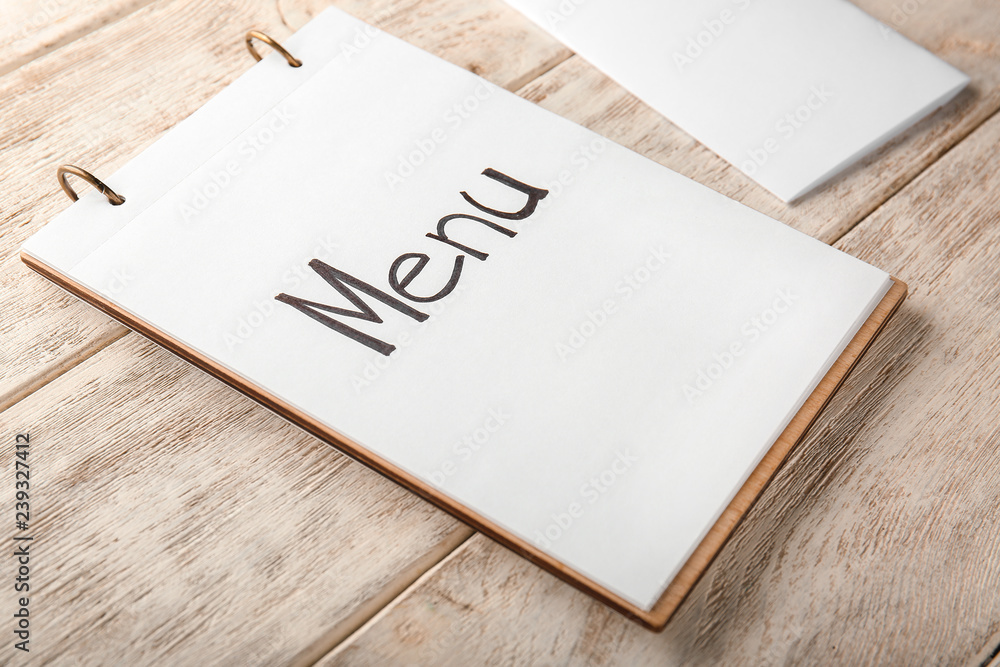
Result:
[504, 0, 970, 202]
[20, 7, 906, 629]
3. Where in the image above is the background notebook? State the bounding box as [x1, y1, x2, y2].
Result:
[504, 0, 970, 201]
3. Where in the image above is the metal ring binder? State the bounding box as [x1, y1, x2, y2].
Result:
[56, 165, 126, 206]
[245, 30, 302, 67]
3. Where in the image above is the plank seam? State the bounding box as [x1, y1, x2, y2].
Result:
[830, 103, 1000, 246]
[0, 325, 128, 414]
[0, 0, 159, 80]
[288, 525, 476, 667]
[508, 50, 575, 93]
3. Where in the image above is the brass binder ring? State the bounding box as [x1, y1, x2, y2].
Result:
[56, 165, 126, 206]
[245, 30, 302, 67]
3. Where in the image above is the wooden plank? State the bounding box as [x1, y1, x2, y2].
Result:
[0, 0, 569, 411]
[320, 95, 1000, 666]
[0, 0, 155, 77]
[0, 333, 466, 664]
[0, 253, 127, 414]
[514, 0, 1000, 244]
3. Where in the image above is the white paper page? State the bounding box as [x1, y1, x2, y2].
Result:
[24, 8, 359, 271]
[504, 0, 969, 202]
[23, 8, 891, 610]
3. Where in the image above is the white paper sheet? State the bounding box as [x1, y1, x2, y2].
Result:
[504, 0, 969, 201]
[23, 8, 892, 610]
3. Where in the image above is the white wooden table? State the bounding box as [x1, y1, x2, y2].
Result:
[2, 1, 999, 664]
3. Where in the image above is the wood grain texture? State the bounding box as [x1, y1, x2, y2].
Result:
[0, 0, 155, 77]
[0, 0, 568, 411]
[0, 333, 463, 665]
[0, 253, 129, 414]
[515, 0, 1000, 245]
[321, 90, 1000, 667]
[2, 0, 998, 663]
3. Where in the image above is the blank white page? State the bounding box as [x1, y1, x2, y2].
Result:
[505, 0, 969, 201]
